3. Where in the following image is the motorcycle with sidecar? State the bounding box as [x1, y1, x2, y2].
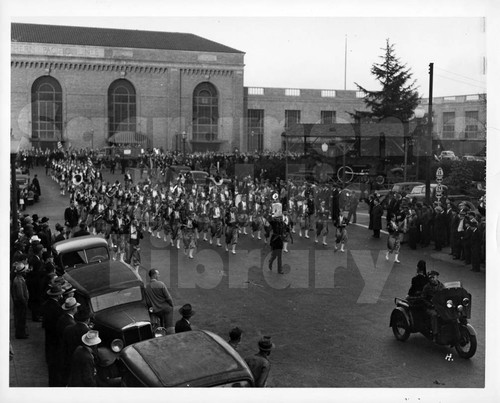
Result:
[389, 282, 477, 358]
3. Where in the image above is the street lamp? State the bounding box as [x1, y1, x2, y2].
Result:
[182, 131, 187, 158]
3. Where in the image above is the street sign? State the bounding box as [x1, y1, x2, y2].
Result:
[436, 167, 444, 180]
[436, 183, 443, 197]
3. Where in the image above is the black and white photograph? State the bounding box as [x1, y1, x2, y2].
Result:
[3, 0, 499, 402]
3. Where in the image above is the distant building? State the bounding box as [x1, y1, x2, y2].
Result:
[11, 23, 486, 156]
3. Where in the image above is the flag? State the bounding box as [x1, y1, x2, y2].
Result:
[87, 156, 93, 166]
[57, 141, 63, 150]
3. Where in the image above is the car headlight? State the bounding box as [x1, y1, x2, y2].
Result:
[462, 297, 470, 307]
[457, 305, 464, 312]
[111, 338, 124, 353]
[446, 300, 454, 308]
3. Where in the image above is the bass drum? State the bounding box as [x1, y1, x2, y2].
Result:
[455, 325, 477, 359]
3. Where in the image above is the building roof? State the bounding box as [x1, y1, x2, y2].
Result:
[11, 23, 244, 54]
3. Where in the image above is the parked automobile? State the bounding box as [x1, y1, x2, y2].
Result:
[183, 170, 209, 185]
[15, 174, 30, 192]
[119, 330, 255, 387]
[408, 184, 448, 202]
[391, 182, 424, 196]
[52, 235, 110, 274]
[64, 260, 154, 348]
[439, 150, 459, 161]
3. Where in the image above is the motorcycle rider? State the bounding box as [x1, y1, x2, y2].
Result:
[407, 260, 429, 298]
[421, 270, 445, 339]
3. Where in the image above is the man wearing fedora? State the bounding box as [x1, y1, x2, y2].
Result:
[175, 303, 195, 333]
[67, 330, 101, 387]
[11, 262, 29, 339]
[61, 307, 91, 386]
[244, 336, 274, 387]
[42, 284, 65, 386]
[56, 297, 81, 345]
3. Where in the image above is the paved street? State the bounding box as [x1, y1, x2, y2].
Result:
[10, 166, 486, 388]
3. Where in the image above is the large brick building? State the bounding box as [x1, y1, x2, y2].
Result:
[11, 23, 486, 156]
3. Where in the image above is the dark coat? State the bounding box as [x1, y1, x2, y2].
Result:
[64, 207, 79, 228]
[371, 204, 384, 231]
[56, 313, 76, 344]
[175, 317, 192, 333]
[61, 322, 90, 382]
[67, 345, 97, 387]
[408, 274, 429, 297]
[73, 229, 91, 238]
[42, 298, 64, 364]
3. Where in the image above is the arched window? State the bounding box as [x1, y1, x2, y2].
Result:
[193, 82, 218, 142]
[108, 79, 136, 137]
[31, 77, 63, 144]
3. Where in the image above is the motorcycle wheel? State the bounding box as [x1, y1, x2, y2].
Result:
[392, 311, 410, 341]
[455, 326, 477, 359]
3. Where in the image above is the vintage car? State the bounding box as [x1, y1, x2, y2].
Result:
[408, 183, 449, 202]
[119, 330, 255, 387]
[64, 260, 154, 347]
[52, 235, 110, 274]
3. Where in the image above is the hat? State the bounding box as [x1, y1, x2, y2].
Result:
[55, 223, 64, 231]
[32, 214, 39, 221]
[75, 307, 91, 322]
[428, 270, 440, 277]
[13, 261, 27, 274]
[97, 346, 118, 367]
[81, 330, 101, 346]
[62, 297, 81, 310]
[30, 235, 41, 243]
[417, 260, 427, 274]
[272, 192, 279, 201]
[258, 336, 275, 352]
[179, 303, 195, 318]
[229, 327, 243, 341]
[434, 206, 443, 213]
[40, 217, 49, 223]
[47, 284, 65, 296]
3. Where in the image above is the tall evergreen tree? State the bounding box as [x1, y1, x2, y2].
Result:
[353, 39, 420, 123]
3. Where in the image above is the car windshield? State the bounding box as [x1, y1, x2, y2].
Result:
[90, 286, 143, 312]
[60, 246, 109, 268]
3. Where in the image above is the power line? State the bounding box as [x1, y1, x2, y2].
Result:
[435, 67, 486, 85]
[434, 74, 486, 91]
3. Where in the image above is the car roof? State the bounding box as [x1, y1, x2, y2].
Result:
[410, 183, 448, 192]
[63, 260, 143, 296]
[53, 235, 109, 254]
[120, 330, 253, 387]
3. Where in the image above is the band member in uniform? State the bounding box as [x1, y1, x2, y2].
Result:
[237, 194, 249, 236]
[334, 211, 349, 252]
[282, 210, 293, 253]
[315, 200, 329, 245]
[209, 200, 223, 247]
[225, 205, 239, 254]
[251, 197, 263, 240]
[182, 211, 198, 259]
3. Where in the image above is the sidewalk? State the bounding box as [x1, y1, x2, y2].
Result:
[9, 165, 133, 387]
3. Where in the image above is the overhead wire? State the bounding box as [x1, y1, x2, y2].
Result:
[434, 74, 486, 91]
[435, 67, 486, 85]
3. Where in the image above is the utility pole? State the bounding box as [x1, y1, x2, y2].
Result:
[344, 35, 347, 90]
[425, 63, 434, 205]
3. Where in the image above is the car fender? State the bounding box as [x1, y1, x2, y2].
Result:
[390, 307, 411, 328]
[464, 323, 477, 337]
